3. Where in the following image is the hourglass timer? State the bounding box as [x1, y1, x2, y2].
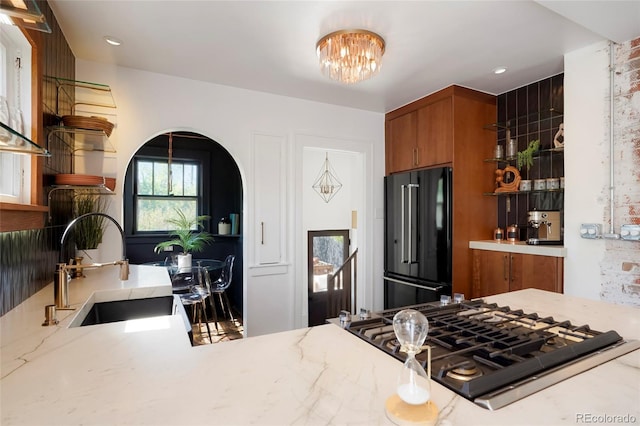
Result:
[385, 309, 439, 426]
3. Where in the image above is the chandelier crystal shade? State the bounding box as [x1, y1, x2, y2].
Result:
[316, 29, 385, 84]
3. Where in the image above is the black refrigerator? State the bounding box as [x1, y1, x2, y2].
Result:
[384, 167, 452, 309]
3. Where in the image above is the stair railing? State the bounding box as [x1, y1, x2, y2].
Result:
[327, 248, 358, 318]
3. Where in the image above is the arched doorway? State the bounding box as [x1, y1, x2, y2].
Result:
[122, 131, 244, 317]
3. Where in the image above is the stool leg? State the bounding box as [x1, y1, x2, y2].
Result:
[218, 293, 227, 318]
[193, 303, 203, 338]
[200, 300, 212, 342]
[208, 295, 220, 333]
[222, 292, 235, 322]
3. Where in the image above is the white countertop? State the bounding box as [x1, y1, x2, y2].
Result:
[1, 266, 638, 425]
[470, 240, 567, 257]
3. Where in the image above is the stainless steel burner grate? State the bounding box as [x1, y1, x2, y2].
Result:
[343, 299, 640, 410]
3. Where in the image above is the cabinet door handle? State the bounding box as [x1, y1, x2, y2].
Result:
[503, 255, 508, 281]
[509, 255, 514, 282]
[261, 221, 264, 245]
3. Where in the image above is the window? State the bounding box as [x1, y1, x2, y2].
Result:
[0, 24, 32, 205]
[134, 157, 201, 232]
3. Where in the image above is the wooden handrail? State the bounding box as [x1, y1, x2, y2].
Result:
[329, 248, 358, 282]
[326, 248, 358, 317]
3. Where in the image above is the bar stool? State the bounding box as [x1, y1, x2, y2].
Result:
[208, 255, 236, 331]
[172, 266, 213, 342]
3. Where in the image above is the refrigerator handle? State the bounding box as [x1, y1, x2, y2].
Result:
[445, 168, 453, 246]
[400, 184, 407, 263]
[407, 183, 419, 264]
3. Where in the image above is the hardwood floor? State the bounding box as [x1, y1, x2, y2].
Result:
[191, 313, 244, 346]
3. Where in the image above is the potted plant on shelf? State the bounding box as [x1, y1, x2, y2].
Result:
[516, 139, 540, 174]
[154, 207, 214, 269]
[73, 193, 109, 257]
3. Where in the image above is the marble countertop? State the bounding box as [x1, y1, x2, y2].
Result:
[469, 240, 567, 257]
[1, 266, 638, 425]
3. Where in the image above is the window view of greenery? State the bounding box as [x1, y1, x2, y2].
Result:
[135, 159, 200, 231]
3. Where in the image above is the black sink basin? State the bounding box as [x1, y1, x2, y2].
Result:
[80, 296, 176, 326]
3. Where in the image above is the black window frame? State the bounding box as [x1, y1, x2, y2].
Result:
[132, 156, 203, 234]
[124, 141, 212, 237]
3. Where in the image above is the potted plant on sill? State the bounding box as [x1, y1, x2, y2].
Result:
[154, 207, 214, 270]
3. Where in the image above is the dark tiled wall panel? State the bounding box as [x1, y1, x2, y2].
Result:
[0, 0, 75, 316]
[0, 230, 59, 314]
[496, 74, 564, 235]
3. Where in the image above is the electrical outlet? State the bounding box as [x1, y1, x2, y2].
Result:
[620, 224, 640, 241]
[163, 245, 174, 252]
[580, 223, 601, 239]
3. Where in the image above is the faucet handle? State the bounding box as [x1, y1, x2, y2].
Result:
[54, 263, 72, 309]
[120, 259, 129, 280]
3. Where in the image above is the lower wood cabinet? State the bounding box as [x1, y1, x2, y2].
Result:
[472, 249, 563, 297]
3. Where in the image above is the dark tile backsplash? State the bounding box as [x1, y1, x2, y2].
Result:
[496, 74, 565, 237]
[0, 228, 61, 315]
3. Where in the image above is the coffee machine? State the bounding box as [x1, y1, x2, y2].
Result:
[527, 211, 562, 245]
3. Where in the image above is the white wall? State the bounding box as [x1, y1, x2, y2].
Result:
[564, 38, 640, 306]
[563, 41, 610, 301]
[75, 60, 385, 335]
[298, 146, 365, 327]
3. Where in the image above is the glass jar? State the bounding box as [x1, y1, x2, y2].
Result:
[506, 139, 517, 158]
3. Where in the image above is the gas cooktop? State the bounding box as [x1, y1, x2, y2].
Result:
[343, 299, 640, 410]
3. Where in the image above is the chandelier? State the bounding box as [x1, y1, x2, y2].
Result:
[312, 152, 343, 203]
[316, 29, 385, 84]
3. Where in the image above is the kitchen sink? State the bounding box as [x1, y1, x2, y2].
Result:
[70, 295, 190, 332]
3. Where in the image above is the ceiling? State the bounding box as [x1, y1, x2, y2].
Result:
[47, 1, 640, 113]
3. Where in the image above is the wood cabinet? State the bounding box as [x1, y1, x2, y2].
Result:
[386, 111, 417, 173]
[385, 85, 497, 299]
[417, 96, 453, 167]
[386, 96, 453, 174]
[472, 249, 563, 297]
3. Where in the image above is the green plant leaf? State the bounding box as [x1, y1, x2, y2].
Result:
[154, 207, 214, 254]
[516, 139, 540, 172]
[73, 194, 109, 250]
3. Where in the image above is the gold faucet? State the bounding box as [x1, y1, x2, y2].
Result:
[54, 213, 129, 309]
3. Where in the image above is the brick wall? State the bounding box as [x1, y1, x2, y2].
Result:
[601, 37, 640, 304]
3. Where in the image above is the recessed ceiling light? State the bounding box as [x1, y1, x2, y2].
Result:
[493, 67, 507, 75]
[103, 36, 122, 46]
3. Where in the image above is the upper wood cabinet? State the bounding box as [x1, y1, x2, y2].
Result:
[386, 111, 416, 173]
[417, 96, 453, 167]
[386, 96, 453, 174]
